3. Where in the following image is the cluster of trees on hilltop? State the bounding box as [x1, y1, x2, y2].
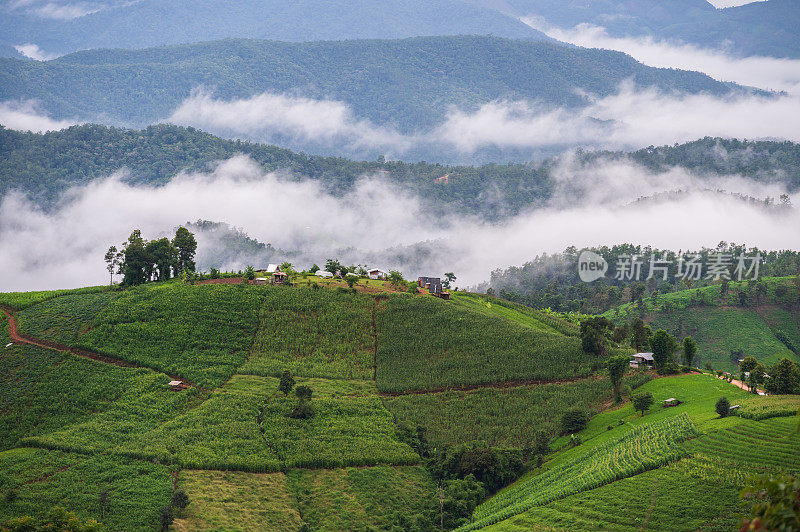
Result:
[486, 244, 800, 314]
[105, 227, 197, 286]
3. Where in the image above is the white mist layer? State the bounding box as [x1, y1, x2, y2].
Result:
[522, 18, 800, 95]
[1, 155, 797, 292]
[0, 100, 77, 132]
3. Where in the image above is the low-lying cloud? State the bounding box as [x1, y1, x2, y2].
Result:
[0, 100, 78, 132]
[7, 0, 103, 19]
[166, 89, 414, 154]
[164, 85, 800, 156]
[522, 19, 800, 95]
[13, 43, 59, 61]
[1, 154, 797, 292]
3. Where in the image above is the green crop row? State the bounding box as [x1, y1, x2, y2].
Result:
[240, 287, 376, 380]
[376, 294, 596, 393]
[28, 375, 419, 472]
[734, 394, 800, 421]
[0, 285, 110, 310]
[465, 414, 699, 530]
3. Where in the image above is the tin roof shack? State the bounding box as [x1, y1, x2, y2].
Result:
[663, 397, 682, 407]
[168, 380, 187, 391]
[630, 353, 655, 368]
[253, 278, 268, 285]
[266, 264, 281, 273]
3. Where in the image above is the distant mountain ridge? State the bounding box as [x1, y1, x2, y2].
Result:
[491, 0, 800, 58]
[0, 0, 549, 57]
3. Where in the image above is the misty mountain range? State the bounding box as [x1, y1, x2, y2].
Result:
[2, 124, 798, 220]
[2, 0, 798, 59]
[0, 35, 747, 162]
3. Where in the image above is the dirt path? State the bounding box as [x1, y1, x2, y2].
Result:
[717, 375, 765, 395]
[1, 304, 195, 387]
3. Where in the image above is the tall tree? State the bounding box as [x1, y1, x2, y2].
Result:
[443, 272, 457, 289]
[103, 246, 121, 285]
[651, 329, 678, 369]
[607, 355, 629, 401]
[121, 230, 149, 286]
[682, 336, 697, 367]
[172, 226, 197, 275]
[145, 238, 177, 282]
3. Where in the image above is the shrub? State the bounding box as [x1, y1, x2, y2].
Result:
[561, 408, 588, 434]
[715, 396, 730, 418]
[171, 489, 189, 513]
[278, 370, 295, 395]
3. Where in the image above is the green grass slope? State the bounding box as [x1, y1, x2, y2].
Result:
[607, 277, 800, 371]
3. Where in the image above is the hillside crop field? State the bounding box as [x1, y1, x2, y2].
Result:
[607, 277, 800, 371]
[470, 374, 800, 531]
[1, 282, 798, 530]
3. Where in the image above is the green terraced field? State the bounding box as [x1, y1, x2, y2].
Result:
[0, 447, 173, 531]
[0, 285, 110, 310]
[383, 374, 650, 449]
[287, 466, 437, 532]
[376, 295, 594, 393]
[16, 291, 118, 344]
[240, 287, 376, 380]
[29, 375, 419, 471]
[174, 470, 303, 531]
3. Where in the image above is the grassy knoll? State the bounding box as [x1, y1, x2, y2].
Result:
[0, 447, 172, 531]
[287, 466, 437, 532]
[648, 307, 797, 369]
[174, 470, 303, 531]
[241, 287, 376, 380]
[450, 293, 578, 336]
[384, 374, 650, 449]
[31, 375, 418, 471]
[375, 295, 595, 393]
[65, 281, 265, 387]
[0, 320, 200, 450]
[0, 285, 109, 310]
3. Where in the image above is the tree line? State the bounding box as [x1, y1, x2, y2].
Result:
[104, 227, 197, 286]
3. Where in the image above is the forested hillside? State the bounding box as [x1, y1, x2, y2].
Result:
[4, 124, 799, 220]
[0, 36, 737, 132]
[0, 0, 548, 56]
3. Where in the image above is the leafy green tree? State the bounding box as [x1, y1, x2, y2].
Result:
[325, 259, 342, 276]
[145, 237, 177, 282]
[288, 385, 314, 419]
[561, 408, 588, 434]
[121, 229, 149, 286]
[158, 505, 174, 531]
[631, 318, 651, 352]
[388, 270, 405, 289]
[612, 324, 629, 344]
[741, 473, 800, 531]
[633, 392, 654, 416]
[443, 272, 457, 289]
[651, 329, 678, 369]
[172, 226, 197, 275]
[345, 274, 358, 288]
[716, 396, 730, 417]
[278, 370, 295, 395]
[171, 490, 189, 515]
[309, 264, 320, 274]
[740, 356, 759, 373]
[682, 336, 697, 367]
[243, 266, 256, 280]
[580, 317, 613, 356]
[607, 354, 629, 401]
[765, 358, 800, 395]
